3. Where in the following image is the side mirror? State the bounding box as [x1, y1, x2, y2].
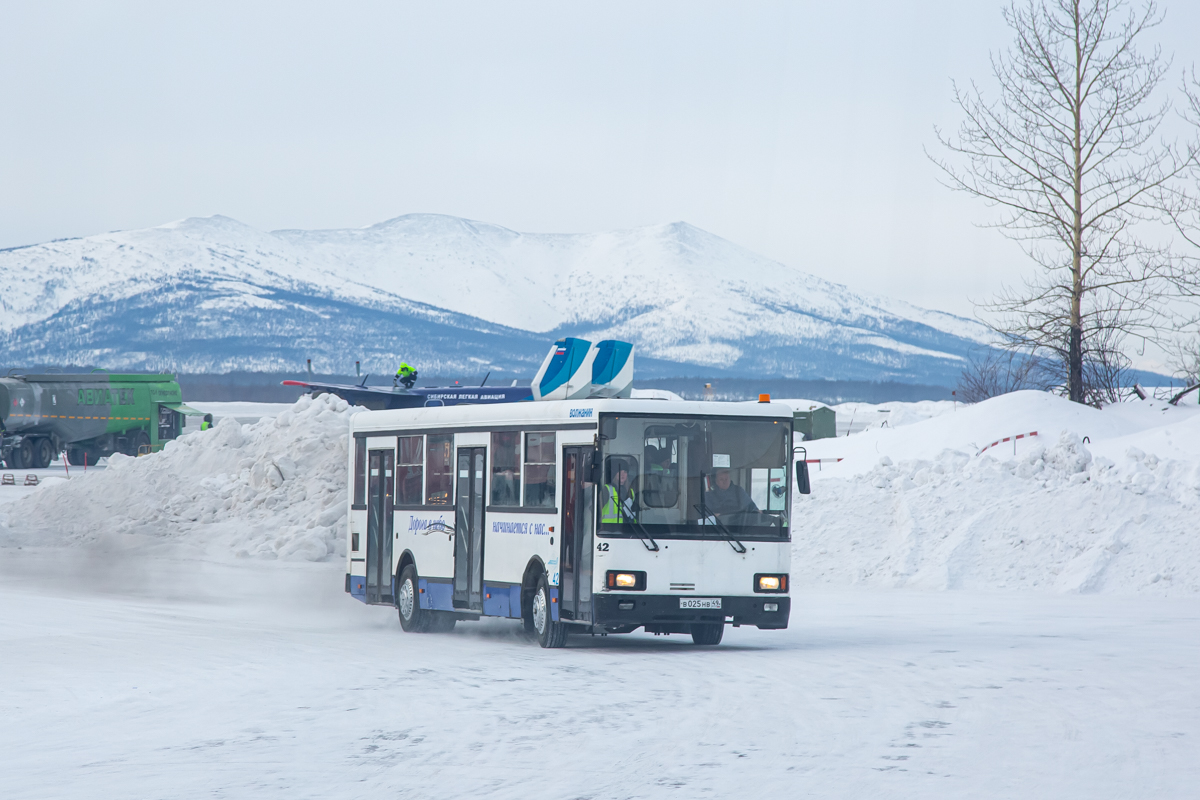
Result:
[589, 448, 603, 484]
[795, 460, 811, 495]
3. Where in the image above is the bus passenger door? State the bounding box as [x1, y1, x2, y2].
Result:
[365, 449, 395, 605]
[559, 446, 594, 622]
[453, 447, 486, 610]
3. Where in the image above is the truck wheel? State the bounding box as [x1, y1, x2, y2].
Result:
[16, 439, 35, 470]
[66, 448, 86, 467]
[35, 439, 54, 469]
[690, 623, 724, 646]
[533, 575, 567, 648]
[132, 431, 151, 456]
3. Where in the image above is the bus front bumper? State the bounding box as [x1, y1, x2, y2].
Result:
[593, 594, 790, 631]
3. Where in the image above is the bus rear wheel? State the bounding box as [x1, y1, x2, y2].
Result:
[533, 576, 567, 648]
[396, 565, 430, 632]
[691, 623, 724, 646]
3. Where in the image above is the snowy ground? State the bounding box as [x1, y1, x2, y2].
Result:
[3, 390, 1200, 796]
[2, 550, 1197, 799]
[0, 460, 96, 508]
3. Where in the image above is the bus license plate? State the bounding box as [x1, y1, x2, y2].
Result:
[680, 598, 722, 609]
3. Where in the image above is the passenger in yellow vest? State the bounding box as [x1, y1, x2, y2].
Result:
[646, 447, 672, 476]
[601, 462, 637, 524]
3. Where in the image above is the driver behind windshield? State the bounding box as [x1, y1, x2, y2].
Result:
[601, 459, 639, 523]
[706, 468, 759, 516]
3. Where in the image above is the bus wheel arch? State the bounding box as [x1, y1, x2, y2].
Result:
[396, 549, 416, 584]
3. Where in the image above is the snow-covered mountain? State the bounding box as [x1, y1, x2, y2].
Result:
[0, 214, 989, 381]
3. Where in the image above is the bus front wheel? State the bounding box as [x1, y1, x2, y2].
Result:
[691, 623, 724, 646]
[533, 576, 567, 648]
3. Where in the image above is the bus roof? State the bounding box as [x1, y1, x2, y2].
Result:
[349, 398, 792, 434]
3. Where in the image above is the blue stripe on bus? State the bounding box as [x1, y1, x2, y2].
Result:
[349, 575, 367, 602]
[510, 584, 523, 618]
[481, 583, 524, 619]
[482, 587, 509, 618]
[550, 587, 559, 622]
[419, 579, 455, 611]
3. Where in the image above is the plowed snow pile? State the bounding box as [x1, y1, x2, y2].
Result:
[0, 393, 351, 561]
[799, 391, 1200, 595]
[3, 389, 1199, 595]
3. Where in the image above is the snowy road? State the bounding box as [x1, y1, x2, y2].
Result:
[2, 552, 1197, 799]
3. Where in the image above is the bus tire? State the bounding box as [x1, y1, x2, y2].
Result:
[396, 565, 430, 633]
[691, 623, 724, 646]
[533, 575, 567, 649]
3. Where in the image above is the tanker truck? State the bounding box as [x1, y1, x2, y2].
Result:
[0, 371, 200, 469]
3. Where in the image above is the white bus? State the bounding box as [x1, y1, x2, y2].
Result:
[344, 398, 807, 647]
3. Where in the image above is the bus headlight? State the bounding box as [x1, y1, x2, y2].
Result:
[754, 574, 787, 593]
[606, 570, 646, 590]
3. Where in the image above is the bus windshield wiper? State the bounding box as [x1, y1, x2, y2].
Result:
[697, 470, 747, 553]
[620, 496, 659, 552]
[693, 501, 747, 554]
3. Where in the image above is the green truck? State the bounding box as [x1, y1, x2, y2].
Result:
[0, 371, 201, 468]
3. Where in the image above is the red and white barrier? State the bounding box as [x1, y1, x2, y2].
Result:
[979, 431, 1038, 455]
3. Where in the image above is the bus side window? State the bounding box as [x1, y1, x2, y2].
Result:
[523, 432, 556, 508]
[353, 437, 366, 506]
[490, 431, 521, 506]
[426, 434, 453, 505]
[397, 435, 424, 505]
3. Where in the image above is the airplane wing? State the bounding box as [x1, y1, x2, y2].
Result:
[282, 380, 533, 410]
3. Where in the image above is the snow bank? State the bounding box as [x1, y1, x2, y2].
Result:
[5, 387, 1198, 595]
[768, 398, 957, 436]
[804, 391, 1200, 474]
[797, 391, 1200, 596]
[0, 393, 352, 562]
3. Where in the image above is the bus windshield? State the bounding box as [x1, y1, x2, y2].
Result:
[598, 414, 790, 539]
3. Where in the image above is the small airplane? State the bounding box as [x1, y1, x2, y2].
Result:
[282, 338, 633, 410]
[280, 376, 532, 410]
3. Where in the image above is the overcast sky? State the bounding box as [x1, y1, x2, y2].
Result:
[1, 0, 1197, 319]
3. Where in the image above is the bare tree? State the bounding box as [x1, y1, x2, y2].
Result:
[1155, 70, 1200, 403]
[932, 0, 1196, 404]
[1163, 336, 1200, 403]
[956, 347, 1045, 402]
[1171, 68, 1200, 252]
